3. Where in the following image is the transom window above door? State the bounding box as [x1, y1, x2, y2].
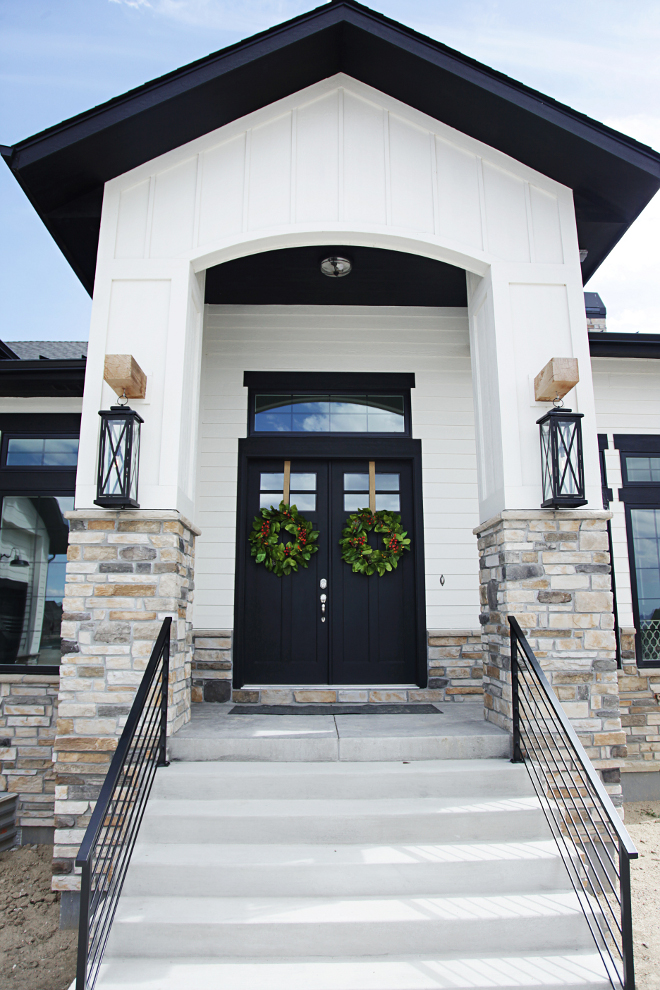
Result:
[252, 394, 407, 435]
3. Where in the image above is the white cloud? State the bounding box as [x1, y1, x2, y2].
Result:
[108, 0, 314, 32]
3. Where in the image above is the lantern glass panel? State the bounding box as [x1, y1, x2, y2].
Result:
[540, 418, 552, 503]
[557, 419, 580, 496]
[129, 423, 140, 503]
[101, 418, 129, 497]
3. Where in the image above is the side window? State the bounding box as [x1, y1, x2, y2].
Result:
[3, 435, 79, 468]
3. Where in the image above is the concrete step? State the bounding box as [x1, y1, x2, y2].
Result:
[107, 891, 598, 958]
[138, 795, 547, 845]
[95, 953, 612, 990]
[96, 761, 606, 990]
[168, 708, 510, 763]
[153, 759, 532, 801]
[123, 839, 572, 897]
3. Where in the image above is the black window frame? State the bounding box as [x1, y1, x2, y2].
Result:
[245, 372, 414, 439]
[615, 434, 660, 668]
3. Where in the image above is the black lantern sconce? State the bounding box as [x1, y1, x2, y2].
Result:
[94, 400, 144, 509]
[536, 406, 587, 509]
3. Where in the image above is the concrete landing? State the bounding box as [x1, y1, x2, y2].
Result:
[168, 703, 510, 762]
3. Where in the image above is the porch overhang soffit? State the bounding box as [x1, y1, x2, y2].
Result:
[3, 0, 660, 295]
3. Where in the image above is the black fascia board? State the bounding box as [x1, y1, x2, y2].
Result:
[589, 333, 660, 359]
[3, 0, 660, 294]
[0, 359, 86, 397]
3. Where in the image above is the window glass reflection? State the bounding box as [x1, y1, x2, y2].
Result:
[6, 437, 78, 467]
[626, 456, 660, 483]
[0, 496, 73, 665]
[259, 493, 283, 509]
[254, 394, 405, 433]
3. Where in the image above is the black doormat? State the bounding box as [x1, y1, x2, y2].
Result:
[229, 704, 442, 715]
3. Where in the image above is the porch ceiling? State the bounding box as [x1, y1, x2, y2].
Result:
[3, 0, 660, 295]
[204, 246, 467, 307]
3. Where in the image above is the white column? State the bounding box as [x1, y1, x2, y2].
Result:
[468, 261, 601, 521]
[75, 262, 204, 519]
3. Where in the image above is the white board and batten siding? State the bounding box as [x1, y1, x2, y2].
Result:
[77, 72, 595, 525]
[195, 305, 480, 632]
[592, 357, 660, 630]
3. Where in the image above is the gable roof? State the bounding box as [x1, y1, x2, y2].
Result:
[3, 0, 659, 294]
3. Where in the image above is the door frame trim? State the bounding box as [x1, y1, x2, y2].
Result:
[233, 436, 428, 688]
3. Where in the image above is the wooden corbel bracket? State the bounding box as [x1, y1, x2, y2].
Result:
[534, 357, 579, 402]
[103, 354, 147, 399]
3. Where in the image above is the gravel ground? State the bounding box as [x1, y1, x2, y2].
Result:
[0, 804, 658, 990]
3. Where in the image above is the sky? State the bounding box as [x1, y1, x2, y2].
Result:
[1, 0, 659, 342]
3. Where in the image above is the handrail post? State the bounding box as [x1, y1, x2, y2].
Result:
[509, 618, 523, 763]
[620, 842, 635, 990]
[158, 619, 170, 768]
[75, 858, 91, 990]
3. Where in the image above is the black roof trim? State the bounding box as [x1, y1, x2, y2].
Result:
[0, 340, 20, 360]
[0, 359, 86, 397]
[589, 333, 660, 359]
[4, 0, 660, 294]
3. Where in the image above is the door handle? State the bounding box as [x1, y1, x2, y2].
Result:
[320, 593, 327, 622]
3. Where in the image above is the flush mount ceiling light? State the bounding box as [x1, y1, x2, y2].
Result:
[320, 256, 352, 277]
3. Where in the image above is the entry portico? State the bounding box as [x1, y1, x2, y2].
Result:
[4, 0, 660, 898]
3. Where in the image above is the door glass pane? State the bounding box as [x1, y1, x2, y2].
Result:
[375, 474, 399, 491]
[0, 495, 73, 665]
[260, 493, 283, 509]
[290, 494, 316, 512]
[260, 473, 284, 490]
[344, 474, 369, 491]
[375, 494, 400, 511]
[344, 495, 371, 512]
[631, 508, 660, 661]
[626, 456, 660, 483]
[290, 473, 316, 491]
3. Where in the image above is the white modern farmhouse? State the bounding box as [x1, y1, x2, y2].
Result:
[2, 2, 660, 988]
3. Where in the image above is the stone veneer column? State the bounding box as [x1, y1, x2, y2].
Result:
[475, 510, 625, 802]
[52, 509, 199, 907]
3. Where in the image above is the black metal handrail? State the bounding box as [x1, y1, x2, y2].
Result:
[75, 616, 171, 990]
[509, 615, 637, 990]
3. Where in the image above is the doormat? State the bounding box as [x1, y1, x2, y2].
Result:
[228, 704, 442, 715]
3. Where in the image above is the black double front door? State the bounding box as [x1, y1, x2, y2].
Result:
[239, 456, 420, 685]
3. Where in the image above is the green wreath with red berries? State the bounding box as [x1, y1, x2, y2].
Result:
[249, 502, 319, 577]
[339, 508, 411, 576]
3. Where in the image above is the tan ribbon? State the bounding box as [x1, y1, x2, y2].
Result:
[283, 460, 291, 505]
[369, 460, 376, 512]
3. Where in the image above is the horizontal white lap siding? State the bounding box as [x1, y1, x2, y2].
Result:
[591, 356, 660, 629]
[194, 305, 480, 630]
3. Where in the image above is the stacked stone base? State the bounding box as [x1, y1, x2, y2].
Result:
[0, 672, 58, 843]
[475, 509, 625, 807]
[191, 629, 485, 704]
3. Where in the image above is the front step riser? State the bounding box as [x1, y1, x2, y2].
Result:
[139, 810, 548, 845]
[152, 774, 533, 802]
[109, 915, 595, 958]
[168, 737, 510, 763]
[122, 857, 571, 897]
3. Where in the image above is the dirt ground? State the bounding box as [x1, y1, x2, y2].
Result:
[0, 844, 76, 990]
[624, 800, 660, 990]
[0, 806, 658, 990]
